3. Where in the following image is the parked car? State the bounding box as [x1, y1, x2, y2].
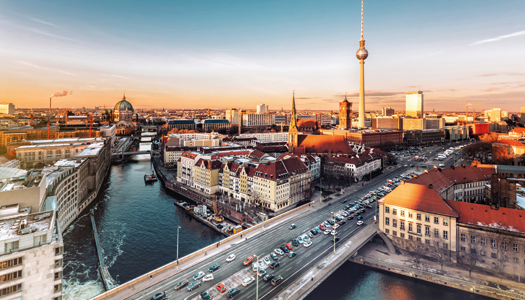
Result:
[201, 291, 212, 300]
[263, 273, 274, 282]
[244, 256, 254, 265]
[357, 215, 363, 220]
[216, 283, 227, 293]
[151, 292, 166, 300]
[174, 280, 189, 290]
[263, 256, 271, 265]
[310, 229, 318, 235]
[347, 215, 354, 220]
[193, 271, 205, 281]
[288, 251, 297, 258]
[209, 263, 220, 272]
[270, 253, 279, 261]
[319, 224, 326, 231]
[271, 276, 283, 286]
[203, 274, 214, 282]
[307, 232, 314, 239]
[227, 288, 240, 298]
[274, 248, 284, 256]
[187, 280, 202, 291]
[324, 230, 331, 235]
[242, 276, 255, 287]
[280, 246, 289, 253]
[303, 240, 313, 248]
[285, 243, 293, 250]
[258, 269, 267, 277]
[226, 254, 236, 262]
[270, 261, 280, 269]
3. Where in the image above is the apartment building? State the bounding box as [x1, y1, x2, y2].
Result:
[239, 132, 288, 143]
[15, 142, 88, 169]
[242, 114, 272, 127]
[193, 159, 222, 194]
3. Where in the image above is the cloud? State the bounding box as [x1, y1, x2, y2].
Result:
[16, 61, 75, 76]
[479, 72, 525, 77]
[295, 97, 319, 100]
[436, 89, 457, 92]
[470, 30, 525, 46]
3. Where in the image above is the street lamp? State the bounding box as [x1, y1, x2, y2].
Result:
[330, 212, 336, 254]
[254, 254, 259, 300]
[176, 225, 181, 268]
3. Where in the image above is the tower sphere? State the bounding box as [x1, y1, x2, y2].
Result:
[356, 48, 368, 60]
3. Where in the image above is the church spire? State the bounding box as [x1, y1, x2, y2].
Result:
[290, 90, 298, 130]
[122, 92, 126, 100]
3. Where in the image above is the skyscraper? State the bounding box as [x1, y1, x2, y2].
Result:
[405, 91, 424, 118]
[256, 104, 269, 114]
[338, 94, 352, 130]
[356, 0, 368, 128]
[382, 107, 394, 116]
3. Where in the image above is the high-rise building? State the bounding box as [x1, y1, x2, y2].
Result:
[356, 0, 368, 128]
[485, 108, 502, 122]
[0, 103, 15, 114]
[405, 91, 424, 118]
[382, 107, 394, 116]
[225, 108, 242, 125]
[338, 95, 352, 130]
[521, 107, 525, 123]
[256, 104, 269, 114]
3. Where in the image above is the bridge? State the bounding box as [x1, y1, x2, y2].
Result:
[89, 161, 410, 300]
[111, 150, 151, 156]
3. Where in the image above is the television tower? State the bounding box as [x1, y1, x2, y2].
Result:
[356, 0, 368, 129]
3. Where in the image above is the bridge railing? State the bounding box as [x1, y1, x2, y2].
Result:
[90, 200, 315, 300]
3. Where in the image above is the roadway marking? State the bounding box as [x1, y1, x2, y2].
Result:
[285, 267, 292, 271]
[184, 292, 196, 300]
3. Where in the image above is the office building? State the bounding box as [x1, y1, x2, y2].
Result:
[521, 107, 525, 123]
[0, 103, 15, 114]
[405, 91, 424, 118]
[256, 104, 269, 114]
[225, 109, 242, 125]
[242, 113, 272, 127]
[382, 107, 394, 116]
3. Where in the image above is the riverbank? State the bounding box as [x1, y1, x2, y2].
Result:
[351, 242, 525, 300]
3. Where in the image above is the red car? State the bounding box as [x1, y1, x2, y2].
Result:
[319, 224, 326, 231]
[285, 243, 293, 250]
[216, 283, 227, 293]
[244, 256, 254, 265]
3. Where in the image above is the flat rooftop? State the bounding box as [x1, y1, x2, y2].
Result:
[0, 211, 53, 241]
[76, 142, 105, 157]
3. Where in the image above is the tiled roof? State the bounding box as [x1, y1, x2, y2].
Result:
[498, 139, 525, 147]
[379, 182, 458, 217]
[407, 165, 495, 194]
[445, 200, 525, 233]
[296, 135, 354, 154]
[510, 128, 525, 134]
[195, 159, 222, 170]
[297, 119, 317, 127]
[249, 150, 267, 159]
[254, 157, 308, 181]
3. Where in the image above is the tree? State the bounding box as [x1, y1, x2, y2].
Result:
[408, 243, 423, 271]
[479, 132, 500, 143]
[463, 229, 482, 278]
[431, 235, 447, 272]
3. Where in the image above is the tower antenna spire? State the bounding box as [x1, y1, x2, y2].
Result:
[361, 0, 364, 40]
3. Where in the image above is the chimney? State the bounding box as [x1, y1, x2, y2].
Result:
[429, 184, 433, 189]
[462, 164, 466, 168]
[424, 169, 428, 173]
[401, 180, 405, 185]
[451, 165, 455, 170]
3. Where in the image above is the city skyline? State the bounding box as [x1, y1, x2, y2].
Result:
[1, 0, 525, 111]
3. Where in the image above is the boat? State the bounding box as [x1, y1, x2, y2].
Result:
[144, 171, 157, 183]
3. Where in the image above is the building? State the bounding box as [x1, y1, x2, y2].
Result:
[193, 159, 223, 194]
[273, 114, 289, 126]
[382, 107, 394, 116]
[113, 94, 134, 122]
[521, 107, 525, 123]
[443, 125, 469, 141]
[239, 132, 288, 143]
[163, 146, 198, 168]
[0, 103, 15, 114]
[485, 108, 502, 122]
[338, 95, 352, 130]
[497, 139, 525, 156]
[242, 113, 272, 127]
[405, 91, 424, 118]
[297, 119, 319, 132]
[166, 119, 197, 131]
[320, 129, 403, 149]
[256, 104, 269, 114]
[371, 117, 402, 130]
[323, 148, 383, 182]
[277, 153, 321, 181]
[404, 129, 445, 146]
[0, 209, 63, 300]
[225, 108, 242, 125]
[232, 137, 257, 147]
[200, 119, 230, 132]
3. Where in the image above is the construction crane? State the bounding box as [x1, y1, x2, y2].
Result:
[438, 101, 480, 124]
[212, 196, 224, 222]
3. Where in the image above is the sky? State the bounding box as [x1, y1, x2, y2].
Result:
[1, 0, 524, 112]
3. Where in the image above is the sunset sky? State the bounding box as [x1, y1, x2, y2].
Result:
[1, 0, 524, 112]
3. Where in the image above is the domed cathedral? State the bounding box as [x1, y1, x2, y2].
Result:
[113, 93, 134, 122]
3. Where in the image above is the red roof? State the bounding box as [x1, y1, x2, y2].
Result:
[296, 135, 354, 154]
[445, 200, 525, 233]
[254, 157, 308, 181]
[297, 119, 317, 127]
[380, 182, 458, 217]
[511, 128, 525, 134]
[498, 139, 525, 147]
[196, 159, 222, 170]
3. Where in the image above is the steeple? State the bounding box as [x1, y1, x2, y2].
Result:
[122, 92, 126, 101]
[290, 90, 298, 130]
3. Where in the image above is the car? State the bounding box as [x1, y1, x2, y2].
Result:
[303, 240, 312, 248]
[258, 269, 267, 277]
[341, 199, 347, 203]
[227, 288, 240, 298]
[324, 230, 331, 235]
[280, 245, 289, 253]
[337, 220, 345, 225]
[242, 276, 255, 287]
[285, 243, 293, 250]
[193, 271, 205, 280]
[315, 227, 323, 234]
[347, 215, 354, 220]
[201, 291, 212, 300]
[333, 236, 340, 243]
[319, 224, 326, 231]
[297, 236, 304, 244]
[174, 280, 189, 290]
[151, 292, 166, 300]
[341, 211, 349, 217]
[307, 232, 314, 239]
[331, 231, 337, 236]
[244, 256, 254, 265]
[270, 253, 278, 261]
[288, 251, 297, 258]
[216, 283, 227, 293]
[404, 164, 408, 167]
[354, 212, 360, 216]
[289, 224, 296, 230]
[327, 220, 335, 225]
[187, 280, 202, 291]
[263, 256, 271, 265]
[410, 164, 415, 167]
[270, 261, 280, 269]
[292, 238, 299, 247]
[271, 276, 283, 286]
[333, 224, 340, 229]
[226, 254, 236, 262]
[366, 205, 373, 209]
[357, 220, 364, 226]
[252, 262, 263, 272]
[263, 273, 274, 282]
[209, 263, 220, 272]
[357, 215, 363, 220]
[274, 248, 284, 256]
[310, 229, 317, 235]
[203, 274, 214, 282]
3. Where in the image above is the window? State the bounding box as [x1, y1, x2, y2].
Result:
[416, 237, 421, 242]
[417, 214, 421, 220]
[0, 270, 22, 283]
[54, 284, 62, 292]
[514, 244, 518, 252]
[55, 247, 63, 256]
[385, 229, 390, 234]
[502, 241, 507, 251]
[33, 234, 47, 247]
[434, 229, 439, 238]
[434, 217, 439, 224]
[393, 209, 397, 215]
[0, 257, 22, 270]
[400, 233, 405, 238]
[461, 246, 466, 252]
[491, 239, 496, 248]
[480, 250, 486, 256]
[443, 231, 448, 239]
[471, 235, 476, 244]
[461, 234, 466, 242]
[54, 271, 62, 280]
[425, 240, 430, 245]
[409, 235, 413, 240]
[425, 227, 430, 236]
[385, 217, 390, 226]
[408, 212, 413, 218]
[443, 243, 449, 250]
[417, 225, 421, 234]
[481, 237, 486, 246]
[4, 241, 19, 254]
[400, 210, 405, 217]
[400, 221, 405, 230]
[393, 219, 397, 228]
[424, 215, 430, 222]
[53, 297, 63, 300]
[408, 223, 413, 232]
[443, 219, 448, 226]
[0, 283, 21, 296]
[393, 231, 397, 236]
[491, 253, 497, 258]
[471, 248, 476, 254]
[514, 257, 519, 263]
[385, 207, 390, 213]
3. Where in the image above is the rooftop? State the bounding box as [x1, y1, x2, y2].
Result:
[76, 142, 105, 157]
[0, 210, 54, 241]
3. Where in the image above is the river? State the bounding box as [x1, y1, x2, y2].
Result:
[62, 134, 491, 300]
